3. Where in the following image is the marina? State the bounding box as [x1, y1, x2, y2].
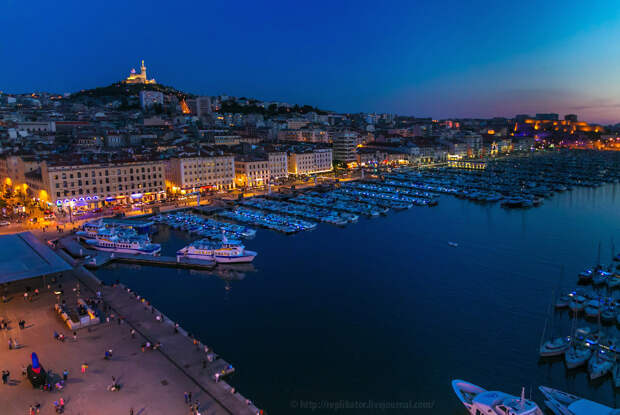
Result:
[19, 151, 620, 413]
[93, 172, 620, 414]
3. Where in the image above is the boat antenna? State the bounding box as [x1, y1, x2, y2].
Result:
[520, 386, 525, 408]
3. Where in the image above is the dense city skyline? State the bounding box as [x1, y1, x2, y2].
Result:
[3, 1, 620, 123]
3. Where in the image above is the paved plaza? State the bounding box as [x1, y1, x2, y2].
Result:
[0, 270, 258, 415]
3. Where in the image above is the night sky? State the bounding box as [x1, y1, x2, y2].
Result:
[3, 0, 620, 123]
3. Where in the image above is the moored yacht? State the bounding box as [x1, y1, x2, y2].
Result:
[540, 336, 571, 357]
[565, 343, 592, 369]
[539, 386, 620, 415]
[588, 348, 614, 380]
[177, 234, 257, 263]
[452, 380, 543, 415]
[83, 228, 161, 256]
[578, 268, 593, 283]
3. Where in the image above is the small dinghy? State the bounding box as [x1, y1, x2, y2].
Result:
[448, 241, 459, 247]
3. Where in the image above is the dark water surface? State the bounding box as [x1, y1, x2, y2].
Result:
[96, 184, 620, 414]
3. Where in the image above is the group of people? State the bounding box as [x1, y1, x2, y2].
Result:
[27, 403, 40, 414]
[52, 398, 65, 413]
[23, 287, 40, 302]
[184, 392, 202, 415]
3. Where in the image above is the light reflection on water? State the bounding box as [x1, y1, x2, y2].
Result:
[97, 183, 620, 413]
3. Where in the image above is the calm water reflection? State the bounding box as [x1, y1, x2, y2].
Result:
[97, 184, 620, 413]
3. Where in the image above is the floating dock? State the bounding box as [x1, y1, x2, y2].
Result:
[58, 236, 216, 270]
[85, 251, 216, 270]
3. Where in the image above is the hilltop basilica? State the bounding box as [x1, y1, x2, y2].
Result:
[124, 60, 156, 84]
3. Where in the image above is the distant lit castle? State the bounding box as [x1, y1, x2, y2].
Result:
[124, 60, 156, 84]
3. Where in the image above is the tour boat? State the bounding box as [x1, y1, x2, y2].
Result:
[177, 234, 257, 264]
[452, 380, 543, 415]
[84, 228, 161, 256]
[539, 385, 620, 415]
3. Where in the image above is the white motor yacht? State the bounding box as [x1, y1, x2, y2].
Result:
[452, 380, 543, 415]
[539, 386, 620, 415]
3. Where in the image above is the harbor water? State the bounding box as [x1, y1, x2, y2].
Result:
[96, 183, 620, 414]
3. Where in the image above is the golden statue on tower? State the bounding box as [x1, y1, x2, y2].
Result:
[124, 60, 156, 84]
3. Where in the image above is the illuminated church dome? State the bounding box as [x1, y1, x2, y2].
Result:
[124, 60, 156, 84]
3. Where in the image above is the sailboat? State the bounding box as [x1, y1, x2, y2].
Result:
[588, 347, 614, 379]
[540, 289, 570, 357]
[565, 311, 592, 369]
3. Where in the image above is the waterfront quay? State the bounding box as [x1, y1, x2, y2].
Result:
[0, 243, 260, 414]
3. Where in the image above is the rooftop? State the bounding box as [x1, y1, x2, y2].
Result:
[0, 232, 72, 283]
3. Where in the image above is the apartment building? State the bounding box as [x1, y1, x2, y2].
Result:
[25, 159, 166, 208]
[268, 152, 288, 179]
[333, 131, 358, 163]
[287, 148, 333, 175]
[234, 156, 270, 188]
[165, 156, 235, 191]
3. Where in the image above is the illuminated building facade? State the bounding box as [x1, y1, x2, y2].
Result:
[124, 60, 156, 84]
[234, 157, 270, 188]
[267, 152, 288, 179]
[25, 160, 166, 208]
[333, 131, 358, 162]
[166, 156, 235, 192]
[287, 148, 333, 175]
[139, 90, 163, 109]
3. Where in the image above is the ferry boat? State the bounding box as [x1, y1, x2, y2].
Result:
[452, 380, 543, 415]
[177, 234, 257, 263]
[83, 228, 161, 256]
[539, 386, 620, 415]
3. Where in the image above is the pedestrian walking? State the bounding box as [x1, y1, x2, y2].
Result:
[62, 369, 68, 381]
[130, 409, 134, 415]
[130, 329, 136, 338]
[8, 338, 12, 350]
[184, 391, 189, 404]
[188, 391, 192, 403]
[23, 292, 28, 302]
[81, 362, 88, 374]
[1, 370, 9, 384]
[73, 331, 77, 341]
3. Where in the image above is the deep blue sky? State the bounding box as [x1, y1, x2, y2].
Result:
[2, 0, 620, 123]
